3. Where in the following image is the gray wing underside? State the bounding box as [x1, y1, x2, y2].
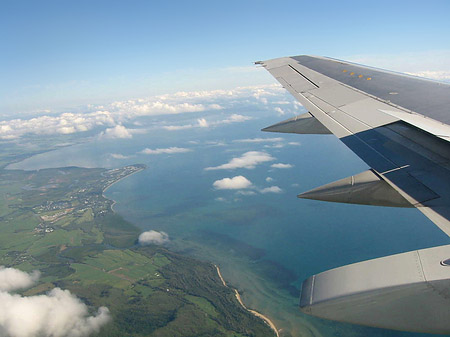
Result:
[257, 55, 450, 334]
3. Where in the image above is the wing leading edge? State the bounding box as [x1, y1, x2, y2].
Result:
[257, 55, 450, 334]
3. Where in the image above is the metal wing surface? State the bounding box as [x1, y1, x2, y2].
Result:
[257, 55, 450, 334]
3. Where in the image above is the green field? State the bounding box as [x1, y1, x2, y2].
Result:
[0, 164, 274, 337]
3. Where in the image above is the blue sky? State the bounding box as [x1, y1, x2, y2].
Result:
[2, 0, 450, 114]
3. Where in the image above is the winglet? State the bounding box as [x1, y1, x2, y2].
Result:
[298, 169, 412, 207]
[262, 112, 331, 135]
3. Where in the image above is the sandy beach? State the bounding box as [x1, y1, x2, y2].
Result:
[215, 265, 280, 337]
[102, 167, 145, 212]
[102, 167, 145, 194]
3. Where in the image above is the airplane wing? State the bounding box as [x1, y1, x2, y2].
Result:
[257, 55, 450, 334]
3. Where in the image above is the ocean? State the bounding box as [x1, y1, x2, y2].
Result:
[9, 108, 450, 337]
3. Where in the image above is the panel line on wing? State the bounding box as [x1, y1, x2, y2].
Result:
[288, 64, 319, 88]
[296, 92, 405, 172]
[336, 80, 416, 115]
[380, 165, 411, 175]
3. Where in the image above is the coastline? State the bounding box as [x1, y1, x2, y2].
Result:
[215, 265, 280, 337]
[102, 167, 145, 212]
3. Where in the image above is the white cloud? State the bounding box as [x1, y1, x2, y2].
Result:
[274, 100, 292, 105]
[140, 147, 191, 155]
[264, 143, 285, 149]
[271, 163, 293, 169]
[100, 125, 133, 139]
[215, 197, 226, 202]
[208, 104, 223, 110]
[163, 114, 251, 131]
[236, 190, 256, 196]
[138, 230, 170, 245]
[0, 267, 110, 337]
[0, 111, 115, 140]
[231, 136, 289, 149]
[163, 84, 283, 102]
[1, 84, 283, 140]
[251, 85, 286, 104]
[58, 126, 77, 134]
[288, 142, 301, 146]
[205, 151, 275, 170]
[259, 97, 268, 105]
[234, 137, 284, 143]
[265, 177, 274, 182]
[405, 70, 450, 80]
[205, 140, 226, 146]
[260, 186, 283, 194]
[274, 107, 285, 116]
[0, 266, 40, 292]
[2, 84, 289, 140]
[197, 118, 209, 128]
[108, 100, 222, 117]
[110, 153, 130, 159]
[163, 124, 194, 131]
[219, 114, 252, 124]
[213, 176, 252, 190]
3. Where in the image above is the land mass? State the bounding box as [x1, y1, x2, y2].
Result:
[215, 265, 280, 337]
[0, 164, 275, 336]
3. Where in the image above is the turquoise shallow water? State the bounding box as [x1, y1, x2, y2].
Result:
[10, 111, 450, 337]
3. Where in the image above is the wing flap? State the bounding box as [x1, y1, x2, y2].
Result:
[340, 98, 399, 128]
[262, 112, 331, 134]
[381, 109, 450, 141]
[309, 85, 367, 108]
[300, 245, 450, 334]
[297, 169, 412, 207]
[269, 65, 318, 93]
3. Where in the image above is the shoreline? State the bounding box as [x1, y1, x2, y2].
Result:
[102, 167, 145, 212]
[215, 265, 280, 337]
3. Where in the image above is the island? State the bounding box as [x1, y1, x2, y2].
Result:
[0, 164, 275, 336]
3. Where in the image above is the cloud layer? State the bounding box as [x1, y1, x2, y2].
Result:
[0, 111, 115, 140]
[0, 84, 287, 140]
[234, 137, 284, 143]
[163, 114, 252, 131]
[205, 151, 274, 170]
[140, 147, 191, 155]
[0, 266, 110, 337]
[138, 230, 170, 245]
[406, 70, 450, 80]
